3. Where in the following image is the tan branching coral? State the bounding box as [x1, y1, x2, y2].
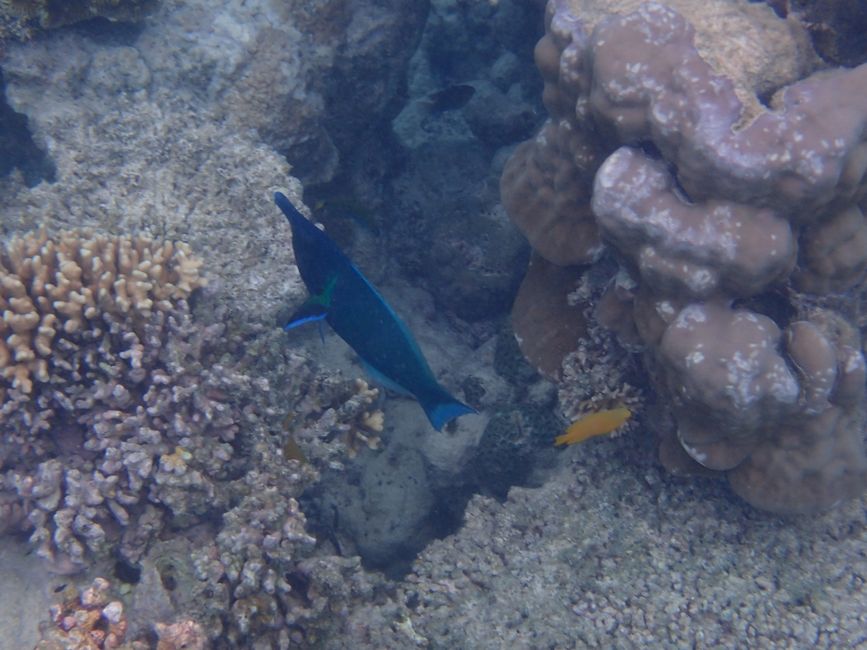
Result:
[0, 229, 253, 568]
[0, 229, 204, 395]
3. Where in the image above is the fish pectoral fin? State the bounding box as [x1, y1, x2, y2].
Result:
[283, 300, 329, 331]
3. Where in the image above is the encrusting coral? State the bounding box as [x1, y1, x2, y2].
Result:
[502, 0, 867, 514]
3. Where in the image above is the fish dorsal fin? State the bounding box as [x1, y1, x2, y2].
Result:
[284, 275, 338, 331]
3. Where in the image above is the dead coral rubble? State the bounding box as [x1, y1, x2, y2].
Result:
[502, 0, 867, 513]
[36, 577, 128, 650]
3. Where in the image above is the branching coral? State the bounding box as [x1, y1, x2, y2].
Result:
[189, 470, 317, 644]
[0, 229, 203, 395]
[290, 376, 385, 466]
[0, 229, 259, 567]
[0, 228, 389, 647]
[185, 466, 387, 647]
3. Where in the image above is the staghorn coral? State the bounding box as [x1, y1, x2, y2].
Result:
[501, 0, 867, 513]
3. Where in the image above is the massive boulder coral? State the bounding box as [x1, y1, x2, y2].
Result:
[500, 120, 604, 266]
[656, 302, 866, 513]
[592, 147, 797, 299]
[501, 0, 867, 513]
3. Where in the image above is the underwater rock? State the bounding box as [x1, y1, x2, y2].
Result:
[1, 0, 155, 36]
[470, 402, 560, 498]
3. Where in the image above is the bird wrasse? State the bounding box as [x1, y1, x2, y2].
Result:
[555, 407, 632, 446]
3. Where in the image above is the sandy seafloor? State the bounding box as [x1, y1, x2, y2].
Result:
[0, 0, 866, 648]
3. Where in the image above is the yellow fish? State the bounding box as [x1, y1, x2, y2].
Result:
[282, 413, 307, 464]
[555, 407, 632, 446]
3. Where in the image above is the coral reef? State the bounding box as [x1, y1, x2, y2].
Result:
[326, 454, 867, 648]
[1, 0, 516, 645]
[36, 577, 128, 649]
[0, 227, 396, 645]
[0, 229, 244, 568]
[0, 0, 424, 325]
[501, 0, 867, 513]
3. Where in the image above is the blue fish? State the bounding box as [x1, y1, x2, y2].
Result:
[275, 192, 476, 431]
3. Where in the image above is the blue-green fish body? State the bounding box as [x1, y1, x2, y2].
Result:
[275, 192, 476, 431]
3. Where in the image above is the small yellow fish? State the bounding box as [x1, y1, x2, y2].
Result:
[555, 407, 632, 446]
[283, 436, 307, 463]
[282, 413, 307, 464]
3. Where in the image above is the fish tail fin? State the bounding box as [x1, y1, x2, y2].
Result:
[421, 389, 477, 431]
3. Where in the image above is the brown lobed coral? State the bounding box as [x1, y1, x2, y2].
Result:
[502, 0, 867, 514]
